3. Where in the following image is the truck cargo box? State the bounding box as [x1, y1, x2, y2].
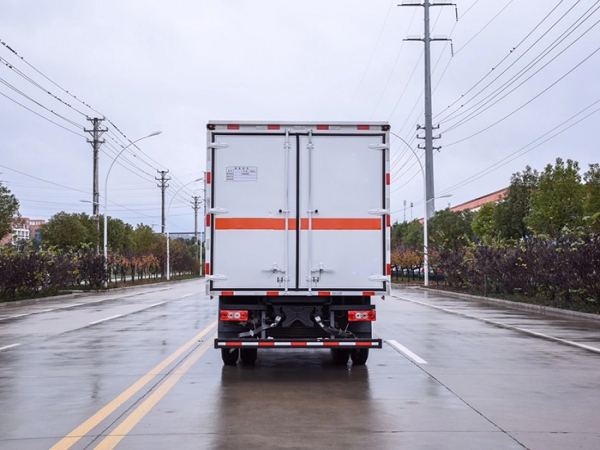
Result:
[205, 122, 390, 365]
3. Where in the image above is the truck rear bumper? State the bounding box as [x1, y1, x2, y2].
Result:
[214, 338, 382, 349]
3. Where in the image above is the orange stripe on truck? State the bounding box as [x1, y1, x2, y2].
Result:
[215, 217, 382, 231]
[302, 218, 381, 230]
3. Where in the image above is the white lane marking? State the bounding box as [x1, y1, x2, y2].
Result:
[149, 302, 166, 307]
[0, 344, 21, 351]
[54, 303, 83, 309]
[89, 314, 123, 325]
[387, 340, 428, 364]
[395, 295, 600, 356]
[0, 314, 28, 321]
[178, 294, 192, 299]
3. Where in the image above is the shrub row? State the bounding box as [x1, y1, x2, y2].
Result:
[0, 250, 106, 301]
[438, 233, 600, 310]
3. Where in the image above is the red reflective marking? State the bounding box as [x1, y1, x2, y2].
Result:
[318, 291, 330, 296]
[386, 173, 390, 185]
[363, 292, 375, 296]
[300, 218, 381, 230]
[205, 263, 210, 275]
[259, 342, 275, 347]
[324, 342, 340, 347]
[387, 215, 391, 228]
[268, 124, 280, 130]
[356, 342, 374, 347]
[207, 172, 211, 184]
[221, 292, 234, 296]
[387, 264, 391, 276]
[226, 342, 242, 346]
[317, 125, 329, 130]
[206, 215, 211, 227]
[291, 342, 308, 347]
[357, 125, 370, 130]
[227, 124, 240, 130]
[220, 310, 248, 321]
[266, 291, 279, 296]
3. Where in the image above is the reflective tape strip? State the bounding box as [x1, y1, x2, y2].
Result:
[214, 218, 382, 231]
[217, 341, 380, 347]
[301, 218, 381, 230]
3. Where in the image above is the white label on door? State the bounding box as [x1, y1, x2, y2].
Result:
[225, 166, 258, 182]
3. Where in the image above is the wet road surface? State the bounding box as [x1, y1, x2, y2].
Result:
[1, 281, 600, 449]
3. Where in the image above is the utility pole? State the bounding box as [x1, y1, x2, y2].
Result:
[85, 117, 107, 254]
[401, 0, 456, 219]
[156, 170, 170, 234]
[191, 196, 202, 274]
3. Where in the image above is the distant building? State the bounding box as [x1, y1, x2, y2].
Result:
[0, 218, 46, 246]
[449, 188, 508, 213]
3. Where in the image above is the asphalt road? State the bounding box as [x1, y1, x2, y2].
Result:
[1, 280, 600, 449]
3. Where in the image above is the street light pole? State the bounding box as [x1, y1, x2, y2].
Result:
[166, 177, 203, 281]
[390, 132, 451, 286]
[103, 131, 162, 287]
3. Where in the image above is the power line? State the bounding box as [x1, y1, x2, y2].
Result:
[437, 0, 590, 124]
[343, 0, 396, 119]
[444, 42, 600, 147]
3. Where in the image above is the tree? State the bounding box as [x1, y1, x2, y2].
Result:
[131, 224, 157, 253]
[401, 219, 423, 251]
[584, 163, 600, 217]
[0, 180, 20, 241]
[526, 158, 584, 236]
[40, 212, 97, 250]
[428, 208, 474, 251]
[495, 165, 538, 241]
[472, 202, 497, 245]
[99, 216, 133, 253]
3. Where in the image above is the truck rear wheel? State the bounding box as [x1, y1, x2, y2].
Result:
[331, 349, 350, 365]
[240, 348, 257, 365]
[221, 348, 239, 365]
[351, 348, 369, 365]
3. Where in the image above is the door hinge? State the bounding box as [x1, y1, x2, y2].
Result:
[369, 208, 389, 216]
[207, 207, 228, 215]
[368, 144, 389, 151]
[369, 275, 389, 282]
[206, 274, 228, 281]
[208, 143, 229, 149]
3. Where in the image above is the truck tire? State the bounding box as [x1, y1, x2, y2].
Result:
[240, 348, 257, 365]
[331, 349, 350, 365]
[221, 348, 239, 365]
[350, 348, 369, 365]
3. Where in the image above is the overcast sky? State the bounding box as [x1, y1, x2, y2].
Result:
[1, 0, 599, 233]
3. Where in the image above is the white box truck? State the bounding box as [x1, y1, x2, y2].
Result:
[206, 121, 390, 365]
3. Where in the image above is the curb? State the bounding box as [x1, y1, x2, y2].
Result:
[393, 284, 600, 323]
[0, 277, 203, 309]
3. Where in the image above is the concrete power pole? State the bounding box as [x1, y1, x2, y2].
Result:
[156, 170, 170, 234]
[191, 196, 201, 274]
[402, 0, 456, 219]
[85, 117, 107, 254]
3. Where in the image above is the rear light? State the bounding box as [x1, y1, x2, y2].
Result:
[382, 124, 391, 131]
[220, 310, 248, 322]
[207, 123, 216, 130]
[348, 310, 376, 322]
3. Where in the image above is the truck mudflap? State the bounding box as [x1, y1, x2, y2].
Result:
[214, 338, 383, 349]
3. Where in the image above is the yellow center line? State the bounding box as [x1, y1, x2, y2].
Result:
[94, 333, 217, 450]
[50, 321, 217, 450]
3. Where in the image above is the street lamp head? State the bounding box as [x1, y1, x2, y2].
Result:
[148, 131, 162, 137]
